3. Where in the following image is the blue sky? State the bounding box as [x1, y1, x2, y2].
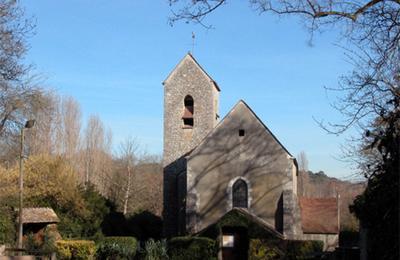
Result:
[21, 1, 358, 179]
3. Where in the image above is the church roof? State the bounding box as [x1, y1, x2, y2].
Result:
[187, 100, 295, 160]
[198, 207, 285, 240]
[163, 52, 220, 91]
[21, 207, 59, 224]
[232, 208, 285, 239]
[299, 197, 339, 234]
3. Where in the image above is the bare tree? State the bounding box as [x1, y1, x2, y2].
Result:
[25, 92, 59, 156]
[0, 0, 41, 139]
[169, 1, 400, 257]
[106, 141, 163, 216]
[117, 137, 140, 215]
[22, 94, 82, 159]
[169, 0, 400, 133]
[60, 96, 81, 160]
[82, 114, 112, 190]
[297, 151, 309, 172]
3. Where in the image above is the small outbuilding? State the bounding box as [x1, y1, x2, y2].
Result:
[298, 197, 339, 251]
[21, 207, 61, 241]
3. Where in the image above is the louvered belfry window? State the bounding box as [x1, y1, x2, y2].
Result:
[182, 95, 194, 128]
[232, 179, 248, 208]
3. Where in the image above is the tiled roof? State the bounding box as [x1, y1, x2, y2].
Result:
[299, 197, 339, 234]
[22, 207, 59, 224]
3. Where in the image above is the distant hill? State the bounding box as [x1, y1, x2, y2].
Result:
[298, 170, 366, 231]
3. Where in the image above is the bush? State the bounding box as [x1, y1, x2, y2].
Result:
[249, 239, 284, 260]
[56, 240, 95, 260]
[168, 236, 217, 260]
[142, 239, 169, 260]
[25, 229, 57, 255]
[285, 240, 323, 259]
[0, 207, 15, 244]
[102, 210, 162, 240]
[96, 236, 137, 260]
[339, 230, 359, 247]
[126, 211, 163, 240]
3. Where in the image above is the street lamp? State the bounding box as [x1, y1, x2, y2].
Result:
[17, 119, 35, 250]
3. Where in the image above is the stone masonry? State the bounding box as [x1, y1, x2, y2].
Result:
[163, 53, 220, 237]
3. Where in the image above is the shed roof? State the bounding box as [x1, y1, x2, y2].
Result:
[299, 197, 339, 234]
[22, 207, 59, 224]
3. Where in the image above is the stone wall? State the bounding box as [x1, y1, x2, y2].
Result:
[163, 54, 220, 237]
[163, 156, 186, 237]
[283, 190, 303, 240]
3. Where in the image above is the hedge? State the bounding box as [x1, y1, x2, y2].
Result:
[56, 240, 96, 260]
[0, 207, 15, 244]
[168, 236, 218, 260]
[96, 236, 137, 260]
[285, 240, 323, 259]
[249, 239, 284, 259]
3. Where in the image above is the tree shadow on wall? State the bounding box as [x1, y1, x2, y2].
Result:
[101, 202, 162, 240]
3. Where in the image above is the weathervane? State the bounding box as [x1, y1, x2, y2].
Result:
[191, 32, 196, 54]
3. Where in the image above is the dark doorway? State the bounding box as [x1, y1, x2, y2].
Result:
[222, 226, 249, 260]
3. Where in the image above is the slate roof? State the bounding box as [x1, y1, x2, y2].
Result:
[22, 207, 59, 224]
[299, 197, 339, 234]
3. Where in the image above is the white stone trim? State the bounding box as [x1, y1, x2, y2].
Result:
[226, 176, 252, 211]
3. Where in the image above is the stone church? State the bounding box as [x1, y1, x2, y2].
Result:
[163, 53, 339, 253]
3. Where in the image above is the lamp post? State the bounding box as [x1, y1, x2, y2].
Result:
[17, 119, 35, 249]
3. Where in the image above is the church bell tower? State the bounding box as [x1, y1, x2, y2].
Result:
[163, 53, 220, 167]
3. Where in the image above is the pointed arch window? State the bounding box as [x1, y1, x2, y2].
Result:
[232, 179, 248, 208]
[182, 95, 194, 128]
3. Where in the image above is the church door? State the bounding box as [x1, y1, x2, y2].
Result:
[222, 227, 248, 260]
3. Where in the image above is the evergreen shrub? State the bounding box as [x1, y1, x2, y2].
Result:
[96, 236, 137, 260]
[142, 238, 169, 260]
[249, 239, 284, 259]
[25, 229, 57, 255]
[285, 240, 323, 259]
[0, 207, 15, 244]
[56, 240, 95, 260]
[168, 236, 217, 260]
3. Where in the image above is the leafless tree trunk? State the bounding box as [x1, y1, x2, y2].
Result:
[61, 96, 81, 160]
[21, 92, 55, 156]
[118, 137, 139, 215]
[0, 0, 39, 141]
[82, 114, 112, 190]
[23, 94, 82, 160]
[297, 151, 309, 172]
[123, 163, 132, 215]
[169, 0, 400, 133]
